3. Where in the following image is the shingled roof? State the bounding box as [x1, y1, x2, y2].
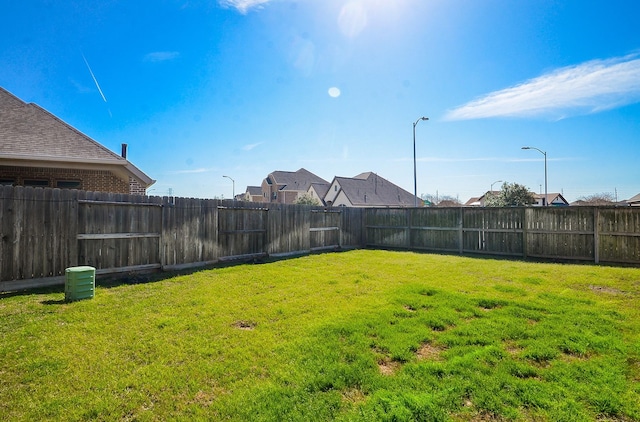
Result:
[627, 193, 640, 205]
[266, 168, 328, 192]
[0, 87, 153, 187]
[332, 172, 417, 207]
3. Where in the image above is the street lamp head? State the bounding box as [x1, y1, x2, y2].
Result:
[421, 117, 429, 121]
[521, 146, 531, 150]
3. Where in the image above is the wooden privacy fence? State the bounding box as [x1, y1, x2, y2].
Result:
[0, 187, 365, 291]
[1, 186, 639, 291]
[365, 206, 640, 264]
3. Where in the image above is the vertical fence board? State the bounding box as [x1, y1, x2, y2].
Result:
[13, 186, 25, 280]
[0, 185, 9, 281]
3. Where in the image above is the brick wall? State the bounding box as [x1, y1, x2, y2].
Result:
[0, 165, 133, 194]
[129, 177, 147, 195]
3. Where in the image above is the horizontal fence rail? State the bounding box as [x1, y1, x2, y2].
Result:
[0, 185, 638, 291]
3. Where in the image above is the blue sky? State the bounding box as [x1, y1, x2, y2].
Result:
[2, 0, 639, 202]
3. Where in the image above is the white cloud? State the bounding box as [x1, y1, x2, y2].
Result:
[445, 54, 640, 121]
[218, 0, 271, 14]
[144, 51, 180, 63]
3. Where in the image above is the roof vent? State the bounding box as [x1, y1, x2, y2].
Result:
[121, 143, 128, 159]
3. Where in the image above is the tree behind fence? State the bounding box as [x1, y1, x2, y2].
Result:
[1, 186, 639, 291]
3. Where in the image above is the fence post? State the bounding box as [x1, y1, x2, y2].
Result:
[158, 197, 166, 271]
[522, 207, 528, 259]
[458, 207, 463, 255]
[361, 208, 367, 248]
[594, 207, 600, 264]
[407, 208, 412, 249]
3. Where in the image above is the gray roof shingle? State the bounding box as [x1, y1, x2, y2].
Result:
[0, 87, 153, 186]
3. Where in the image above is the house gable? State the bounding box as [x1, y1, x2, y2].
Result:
[324, 179, 343, 205]
[0, 87, 154, 194]
[331, 190, 354, 207]
[307, 182, 330, 205]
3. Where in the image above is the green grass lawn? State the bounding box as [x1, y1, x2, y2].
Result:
[1, 250, 639, 421]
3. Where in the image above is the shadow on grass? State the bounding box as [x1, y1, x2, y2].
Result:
[1, 254, 275, 302]
[32, 253, 290, 304]
[41, 299, 67, 305]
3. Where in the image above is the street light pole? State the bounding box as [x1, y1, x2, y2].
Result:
[413, 116, 429, 207]
[521, 146, 547, 206]
[490, 180, 503, 192]
[222, 175, 235, 200]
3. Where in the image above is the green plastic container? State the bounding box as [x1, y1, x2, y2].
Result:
[65, 266, 96, 302]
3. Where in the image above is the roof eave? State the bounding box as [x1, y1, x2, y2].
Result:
[0, 154, 155, 188]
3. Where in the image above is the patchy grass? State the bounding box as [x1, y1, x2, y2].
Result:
[1, 250, 639, 421]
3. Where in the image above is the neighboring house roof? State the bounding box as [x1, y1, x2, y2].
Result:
[464, 191, 499, 207]
[534, 193, 569, 206]
[570, 200, 589, 206]
[436, 200, 461, 207]
[465, 196, 481, 206]
[307, 182, 331, 206]
[626, 193, 640, 205]
[246, 186, 262, 196]
[265, 168, 328, 192]
[309, 182, 330, 198]
[0, 87, 154, 187]
[330, 172, 417, 207]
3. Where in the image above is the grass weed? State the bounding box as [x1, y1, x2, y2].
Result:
[1, 250, 639, 421]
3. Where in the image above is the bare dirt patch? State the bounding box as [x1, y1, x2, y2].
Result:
[193, 390, 215, 406]
[416, 343, 444, 361]
[559, 351, 590, 362]
[378, 358, 401, 376]
[589, 285, 624, 295]
[232, 320, 257, 330]
[190, 386, 229, 407]
[504, 342, 522, 356]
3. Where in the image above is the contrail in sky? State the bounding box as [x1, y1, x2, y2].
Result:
[81, 53, 111, 116]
